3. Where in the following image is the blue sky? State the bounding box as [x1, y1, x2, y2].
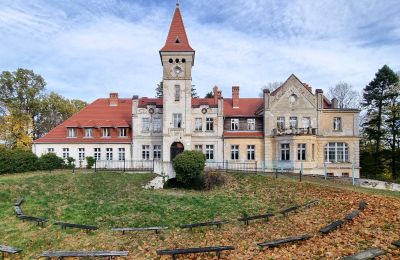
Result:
[1, 0, 399, 101]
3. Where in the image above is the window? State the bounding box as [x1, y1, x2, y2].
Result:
[173, 113, 182, 128]
[195, 145, 203, 152]
[118, 148, 125, 161]
[106, 148, 113, 160]
[206, 118, 214, 131]
[153, 118, 161, 133]
[47, 148, 54, 153]
[142, 145, 150, 160]
[247, 145, 255, 160]
[102, 127, 111, 137]
[94, 148, 101, 161]
[303, 117, 311, 128]
[195, 118, 202, 131]
[85, 128, 93, 138]
[119, 128, 127, 137]
[297, 144, 306, 161]
[142, 118, 150, 132]
[277, 117, 285, 129]
[247, 119, 256, 131]
[312, 144, 315, 161]
[325, 142, 349, 162]
[175, 85, 180, 101]
[333, 117, 342, 131]
[231, 145, 239, 160]
[289, 116, 298, 128]
[67, 128, 76, 138]
[205, 145, 214, 160]
[153, 145, 161, 160]
[62, 148, 69, 159]
[78, 148, 85, 161]
[280, 143, 290, 161]
[231, 119, 239, 131]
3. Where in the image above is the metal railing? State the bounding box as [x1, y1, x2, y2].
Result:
[272, 127, 317, 136]
[205, 161, 258, 173]
[94, 160, 154, 172]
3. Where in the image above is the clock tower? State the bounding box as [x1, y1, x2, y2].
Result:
[160, 2, 195, 161]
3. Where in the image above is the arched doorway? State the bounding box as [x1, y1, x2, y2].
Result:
[170, 142, 184, 160]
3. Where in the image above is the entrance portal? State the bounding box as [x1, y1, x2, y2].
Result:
[170, 142, 184, 160]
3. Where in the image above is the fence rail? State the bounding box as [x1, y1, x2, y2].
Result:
[94, 160, 153, 172]
[205, 161, 258, 172]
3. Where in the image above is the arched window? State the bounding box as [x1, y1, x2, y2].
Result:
[325, 142, 349, 162]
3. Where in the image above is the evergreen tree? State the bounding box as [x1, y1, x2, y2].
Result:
[205, 91, 214, 98]
[155, 81, 198, 98]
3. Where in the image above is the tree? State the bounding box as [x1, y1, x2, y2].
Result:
[172, 150, 205, 188]
[155, 81, 198, 98]
[362, 65, 399, 176]
[259, 82, 282, 97]
[205, 91, 214, 98]
[327, 82, 360, 109]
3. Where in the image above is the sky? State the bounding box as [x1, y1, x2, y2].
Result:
[0, 0, 399, 102]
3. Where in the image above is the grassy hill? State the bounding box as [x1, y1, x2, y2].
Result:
[0, 171, 399, 259]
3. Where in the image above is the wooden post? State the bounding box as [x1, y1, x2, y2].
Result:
[94, 158, 97, 173]
[123, 159, 126, 173]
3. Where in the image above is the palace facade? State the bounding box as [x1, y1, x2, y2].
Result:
[32, 4, 360, 177]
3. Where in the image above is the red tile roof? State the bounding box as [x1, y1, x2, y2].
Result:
[34, 98, 132, 144]
[224, 131, 264, 138]
[138, 98, 163, 108]
[160, 6, 194, 52]
[224, 98, 263, 117]
[138, 98, 217, 108]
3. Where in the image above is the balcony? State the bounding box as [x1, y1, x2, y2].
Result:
[272, 127, 317, 136]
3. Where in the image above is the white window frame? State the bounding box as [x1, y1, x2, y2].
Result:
[247, 119, 256, 131]
[78, 148, 85, 161]
[333, 117, 342, 131]
[119, 128, 127, 137]
[297, 143, 306, 161]
[47, 148, 54, 153]
[231, 118, 239, 131]
[85, 128, 93, 138]
[206, 118, 214, 131]
[153, 145, 162, 160]
[194, 145, 203, 152]
[195, 118, 202, 131]
[173, 113, 182, 128]
[247, 145, 255, 160]
[118, 148, 125, 161]
[94, 148, 101, 161]
[142, 118, 150, 132]
[153, 118, 161, 133]
[289, 116, 298, 128]
[142, 145, 150, 160]
[62, 148, 69, 159]
[67, 128, 76, 138]
[277, 117, 285, 129]
[205, 145, 214, 160]
[231, 145, 239, 160]
[280, 143, 290, 161]
[303, 117, 311, 128]
[106, 148, 113, 160]
[325, 142, 349, 162]
[102, 127, 111, 137]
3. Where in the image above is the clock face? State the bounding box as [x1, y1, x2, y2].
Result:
[171, 66, 183, 77]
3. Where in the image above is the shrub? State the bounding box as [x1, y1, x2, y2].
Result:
[38, 153, 64, 172]
[86, 156, 95, 169]
[172, 150, 206, 186]
[66, 157, 75, 169]
[0, 146, 13, 174]
[11, 149, 38, 173]
[203, 170, 227, 190]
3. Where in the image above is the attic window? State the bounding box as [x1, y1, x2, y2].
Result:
[175, 37, 180, 44]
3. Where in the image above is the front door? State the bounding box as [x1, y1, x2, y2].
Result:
[170, 142, 184, 160]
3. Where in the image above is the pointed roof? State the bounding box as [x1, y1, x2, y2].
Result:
[160, 5, 194, 52]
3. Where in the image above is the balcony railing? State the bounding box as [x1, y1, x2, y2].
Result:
[272, 127, 317, 136]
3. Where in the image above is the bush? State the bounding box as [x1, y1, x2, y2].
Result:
[172, 150, 206, 186]
[163, 176, 205, 190]
[11, 149, 38, 173]
[66, 157, 75, 169]
[0, 146, 13, 174]
[86, 156, 95, 169]
[203, 170, 227, 190]
[38, 153, 64, 172]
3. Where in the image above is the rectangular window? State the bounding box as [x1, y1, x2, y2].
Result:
[195, 118, 202, 131]
[94, 148, 101, 161]
[78, 148, 85, 161]
[67, 128, 76, 138]
[62, 148, 69, 159]
[175, 85, 180, 101]
[280, 143, 290, 161]
[153, 145, 161, 160]
[247, 145, 255, 160]
[47, 148, 54, 153]
[277, 117, 285, 129]
[142, 118, 150, 132]
[333, 117, 342, 131]
[231, 145, 239, 160]
[119, 128, 127, 137]
[195, 145, 203, 152]
[231, 118, 239, 131]
[153, 118, 161, 133]
[118, 148, 125, 161]
[106, 148, 113, 160]
[312, 144, 315, 161]
[289, 116, 298, 128]
[205, 145, 214, 160]
[85, 128, 93, 138]
[247, 119, 256, 131]
[102, 127, 111, 137]
[297, 144, 306, 161]
[173, 113, 182, 128]
[325, 142, 349, 162]
[142, 145, 150, 160]
[303, 117, 311, 128]
[206, 118, 214, 131]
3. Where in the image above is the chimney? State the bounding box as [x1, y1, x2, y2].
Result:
[331, 97, 338, 108]
[232, 86, 240, 108]
[263, 88, 270, 110]
[109, 93, 119, 107]
[213, 86, 222, 104]
[315, 89, 324, 110]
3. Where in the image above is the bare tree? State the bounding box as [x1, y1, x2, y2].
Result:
[327, 82, 360, 109]
[259, 82, 283, 97]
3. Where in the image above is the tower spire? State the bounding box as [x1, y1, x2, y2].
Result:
[176, 0, 179, 7]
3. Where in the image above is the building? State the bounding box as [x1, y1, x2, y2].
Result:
[32, 3, 360, 178]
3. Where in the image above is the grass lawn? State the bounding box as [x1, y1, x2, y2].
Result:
[0, 170, 399, 259]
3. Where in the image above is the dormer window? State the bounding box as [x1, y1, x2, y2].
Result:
[247, 119, 255, 131]
[102, 127, 111, 137]
[231, 119, 239, 131]
[85, 128, 93, 138]
[67, 128, 76, 138]
[119, 127, 127, 137]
